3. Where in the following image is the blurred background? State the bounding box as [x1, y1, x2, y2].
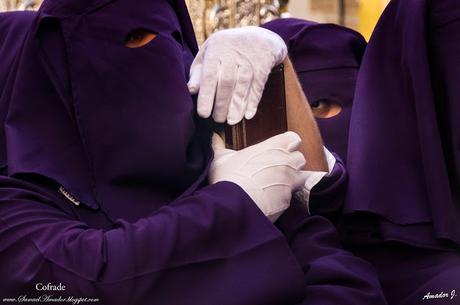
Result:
[0, 0, 390, 41]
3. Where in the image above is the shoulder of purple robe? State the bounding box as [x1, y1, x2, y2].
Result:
[0, 176, 306, 305]
[276, 201, 388, 305]
[309, 153, 347, 218]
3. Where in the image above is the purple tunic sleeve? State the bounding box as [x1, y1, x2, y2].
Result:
[0, 176, 305, 305]
[309, 154, 347, 219]
[277, 201, 388, 305]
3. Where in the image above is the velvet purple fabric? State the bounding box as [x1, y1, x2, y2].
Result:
[276, 200, 388, 305]
[0, 11, 36, 175]
[343, 0, 460, 250]
[342, 1, 460, 303]
[5, 0, 212, 221]
[262, 18, 366, 161]
[0, 2, 308, 302]
[0, 3, 388, 304]
[353, 244, 460, 305]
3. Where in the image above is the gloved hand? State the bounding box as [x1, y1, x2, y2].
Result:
[188, 26, 287, 125]
[210, 132, 307, 222]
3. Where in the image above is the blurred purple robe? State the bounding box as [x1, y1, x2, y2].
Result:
[265, 13, 460, 305]
[343, 0, 460, 304]
[344, 0, 460, 253]
[0, 1, 387, 304]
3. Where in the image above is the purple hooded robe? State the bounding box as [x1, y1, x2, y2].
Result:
[265, 14, 460, 305]
[0, 2, 387, 304]
[342, 0, 460, 304]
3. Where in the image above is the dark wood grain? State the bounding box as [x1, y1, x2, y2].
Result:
[224, 64, 287, 150]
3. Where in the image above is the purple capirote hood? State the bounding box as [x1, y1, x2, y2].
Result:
[0, 0, 213, 222]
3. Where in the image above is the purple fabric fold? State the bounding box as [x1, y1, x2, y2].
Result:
[0, 11, 36, 173]
[0, 176, 307, 304]
[352, 244, 460, 305]
[0, 2, 308, 303]
[3, 0, 211, 220]
[309, 154, 347, 220]
[277, 200, 388, 305]
[344, 0, 460, 249]
[0, 5, 388, 304]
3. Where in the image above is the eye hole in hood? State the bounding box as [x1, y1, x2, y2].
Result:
[310, 99, 343, 119]
[125, 29, 157, 48]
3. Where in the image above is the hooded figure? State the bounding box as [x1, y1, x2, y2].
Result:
[0, 1, 307, 302]
[0, 2, 388, 304]
[343, 0, 460, 304]
[262, 18, 366, 219]
[263, 18, 366, 162]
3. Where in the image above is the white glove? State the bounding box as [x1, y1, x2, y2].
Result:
[210, 132, 307, 222]
[295, 147, 337, 214]
[188, 26, 288, 125]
